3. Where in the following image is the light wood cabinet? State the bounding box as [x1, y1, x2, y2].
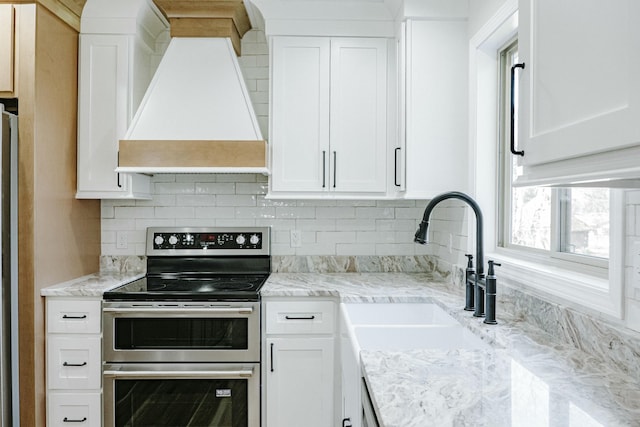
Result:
[269, 36, 389, 198]
[516, 0, 640, 186]
[0, 4, 15, 95]
[46, 298, 102, 427]
[263, 298, 337, 427]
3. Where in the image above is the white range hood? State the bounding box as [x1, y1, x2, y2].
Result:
[117, 1, 267, 174]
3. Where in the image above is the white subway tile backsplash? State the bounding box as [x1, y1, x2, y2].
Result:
[375, 243, 416, 255]
[297, 219, 336, 231]
[195, 207, 235, 218]
[376, 219, 418, 232]
[317, 231, 357, 245]
[195, 183, 236, 195]
[155, 182, 195, 194]
[134, 219, 175, 230]
[114, 207, 155, 218]
[355, 207, 394, 219]
[176, 195, 216, 206]
[235, 207, 276, 219]
[276, 207, 316, 219]
[336, 219, 376, 231]
[357, 231, 397, 244]
[236, 182, 268, 195]
[155, 207, 195, 218]
[101, 205, 115, 218]
[316, 207, 355, 219]
[336, 244, 376, 256]
[102, 219, 136, 231]
[136, 195, 176, 207]
[216, 195, 257, 207]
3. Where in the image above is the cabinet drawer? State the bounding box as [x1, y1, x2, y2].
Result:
[47, 336, 101, 390]
[266, 300, 335, 335]
[47, 299, 101, 334]
[48, 392, 101, 427]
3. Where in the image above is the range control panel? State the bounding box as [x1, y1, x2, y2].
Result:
[147, 227, 270, 256]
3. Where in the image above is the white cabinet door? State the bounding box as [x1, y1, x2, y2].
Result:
[517, 0, 640, 183]
[271, 37, 330, 193]
[330, 38, 387, 193]
[76, 34, 151, 199]
[265, 337, 334, 427]
[47, 336, 101, 390]
[48, 393, 101, 427]
[402, 19, 468, 198]
[270, 36, 388, 197]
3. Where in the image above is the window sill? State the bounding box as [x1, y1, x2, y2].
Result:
[488, 249, 622, 319]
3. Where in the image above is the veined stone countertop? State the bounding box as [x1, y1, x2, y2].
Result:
[40, 271, 640, 426]
[263, 273, 640, 427]
[40, 272, 145, 297]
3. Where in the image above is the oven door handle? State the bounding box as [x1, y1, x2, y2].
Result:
[103, 307, 253, 315]
[103, 368, 254, 379]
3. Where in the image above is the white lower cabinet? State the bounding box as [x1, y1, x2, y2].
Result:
[263, 299, 337, 427]
[46, 298, 102, 426]
[48, 393, 101, 427]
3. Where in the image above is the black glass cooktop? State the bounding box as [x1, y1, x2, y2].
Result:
[104, 274, 269, 301]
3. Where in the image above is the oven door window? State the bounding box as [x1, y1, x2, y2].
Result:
[115, 378, 248, 427]
[114, 317, 248, 350]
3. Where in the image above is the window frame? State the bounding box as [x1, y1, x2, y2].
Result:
[468, 0, 623, 319]
[497, 39, 609, 274]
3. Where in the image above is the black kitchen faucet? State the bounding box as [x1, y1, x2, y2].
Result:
[414, 191, 499, 324]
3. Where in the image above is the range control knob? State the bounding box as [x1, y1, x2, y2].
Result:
[168, 235, 178, 246]
[236, 234, 246, 245]
[154, 235, 164, 246]
[250, 234, 260, 245]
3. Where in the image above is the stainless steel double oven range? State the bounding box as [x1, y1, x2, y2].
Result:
[103, 227, 270, 427]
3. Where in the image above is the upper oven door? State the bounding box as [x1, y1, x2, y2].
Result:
[103, 302, 260, 363]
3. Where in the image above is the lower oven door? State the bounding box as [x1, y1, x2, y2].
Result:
[104, 363, 260, 427]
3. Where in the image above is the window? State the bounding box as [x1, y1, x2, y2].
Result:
[498, 41, 610, 270]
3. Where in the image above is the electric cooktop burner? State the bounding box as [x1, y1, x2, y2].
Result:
[103, 227, 271, 302]
[105, 274, 269, 301]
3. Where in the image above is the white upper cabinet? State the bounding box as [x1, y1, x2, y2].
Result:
[76, 0, 168, 199]
[77, 34, 153, 199]
[269, 36, 389, 198]
[401, 17, 469, 198]
[270, 37, 330, 193]
[517, 0, 640, 186]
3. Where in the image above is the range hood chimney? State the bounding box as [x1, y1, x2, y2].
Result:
[117, 0, 268, 174]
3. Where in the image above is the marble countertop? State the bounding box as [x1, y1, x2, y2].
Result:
[40, 271, 144, 297]
[41, 271, 640, 426]
[263, 273, 640, 427]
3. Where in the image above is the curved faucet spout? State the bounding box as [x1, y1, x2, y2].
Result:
[414, 191, 484, 277]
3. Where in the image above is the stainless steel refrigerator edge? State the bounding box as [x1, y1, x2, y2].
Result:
[1, 103, 19, 426]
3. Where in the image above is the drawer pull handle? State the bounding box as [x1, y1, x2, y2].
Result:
[62, 314, 87, 319]
[63, 361, 87, 367]
[285, 315, 315, 320]
[63, 417, 87, 423]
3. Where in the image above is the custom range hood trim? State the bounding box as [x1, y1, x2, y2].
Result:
[117, 12, 268, 174]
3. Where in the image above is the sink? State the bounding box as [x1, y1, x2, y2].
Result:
[353, 324, 489, 351]
[339, 302, 490, 425]
[342, 302, 459, 326]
